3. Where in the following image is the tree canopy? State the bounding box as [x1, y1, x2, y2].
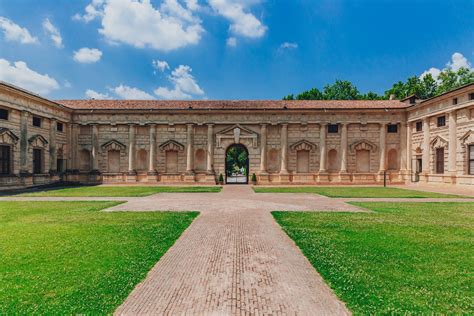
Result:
[284, 67, 474, 101]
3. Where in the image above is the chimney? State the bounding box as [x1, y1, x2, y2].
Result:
[389, 94, 396, 100]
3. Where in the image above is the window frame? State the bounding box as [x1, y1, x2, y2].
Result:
[452, 98, 458, 105]
[0, 108, 8, 121]
[0, 145, 11, 175]
[435, 147, 444, 174]
[32, 116, 42, 128]
[57, 122, 64, 132]
[415, 121, 422, 132]
[469, 145, 474, 176]
[33, 148, 43, 174]
[437, 116, 446, 127]
[469, 93, 474, 101]
[327, 124, 339, 134]
[387, 124, 398, 133]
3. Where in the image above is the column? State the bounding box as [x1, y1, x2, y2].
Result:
[71, 123, 78, 170]
[400, 122, 407, 171]
[259, 124, 267, 173]
[448, 110, 457, 174]
[186, 123, 194, 174]
[280, 123, 288, 174]
[206, 124, 214, 174]
[406, 122, 412, 173]
[319, 123, 327, 172]
[20, 111, 29, 173]
[128, 124, 136, 173]
[340, 123, 348, 173]
[422, 118, 430, 173]
[91, 124, 99, 172]
[49, 118, 57, 173]
[148, 124, 157, 173]
[379, 123, 386, 172]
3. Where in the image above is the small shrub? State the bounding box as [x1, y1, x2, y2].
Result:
[251, 173, 257, 182]
[218, 173, 224, 183]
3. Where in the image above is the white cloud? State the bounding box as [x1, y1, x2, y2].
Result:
[0, 16, 38, 44]
[74, 0, 203, 52]
[73, 0, 105, 22]
[154, 64, 204, 100]
[420, 52, 472, 80]
[208, 0, 267, 38]
[152, 59, 170, 72]
[42, 18, 63, 48]
[73, 47, 103, 63]
[85, 89, 112, 99]
[279, 42, 298, 50]
[0, 58, 59, 95]
[446, 52, 472, 71]
[226, 37, 237, 47]
[112, 84, 155, 99]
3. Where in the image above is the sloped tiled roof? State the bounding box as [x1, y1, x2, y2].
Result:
[56, 99, 407, 110]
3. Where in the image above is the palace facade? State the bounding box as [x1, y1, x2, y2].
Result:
[0, 81, 473, 189]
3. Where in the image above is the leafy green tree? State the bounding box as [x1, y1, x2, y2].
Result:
[296, 88, 323, 100]
[323, 80, 360, 100]
[283, 94, 295, 100]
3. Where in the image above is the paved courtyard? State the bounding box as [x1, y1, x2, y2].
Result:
[1, 186, 472, 315]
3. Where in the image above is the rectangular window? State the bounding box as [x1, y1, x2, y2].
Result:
[469, 93, 474, 100]
[387, 124, 398, 133]
[437, 116, 446, 127]
[0, 108, 8, 120]
[0, 145, 11, 175]
[57, 159, 66, 173]
[436, 148, 444, 174]
[33, 148, 42, 174]
[416, 121, 422, 132]
[327, 124, 338, 133]
[469, 145, 474, 175]
[32, 116, 42, 128]
[452, 98, 458, 105]
[57, 122, 64, 132]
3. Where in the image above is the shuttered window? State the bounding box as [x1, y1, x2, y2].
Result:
[436, 148, 444, 174]
[0, 145, 11, 175]
[33, 149, 42, 174]
[469, 145, 474, 175]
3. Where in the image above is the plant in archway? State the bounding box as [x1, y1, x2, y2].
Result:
[225, 145, 248, 176]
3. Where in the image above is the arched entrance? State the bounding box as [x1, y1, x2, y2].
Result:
[225, 144, 249, 184]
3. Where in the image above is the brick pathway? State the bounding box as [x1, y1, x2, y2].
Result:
[112, 186, 354, 315]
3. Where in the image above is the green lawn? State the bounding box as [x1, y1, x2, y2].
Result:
[273, 203, 474, 314]
[17, 185, 222, 197]
[0, 201, 198, 314]
[254, 186, 467, 198]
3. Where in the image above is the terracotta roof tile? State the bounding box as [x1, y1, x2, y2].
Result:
[55, 99, 407, 110]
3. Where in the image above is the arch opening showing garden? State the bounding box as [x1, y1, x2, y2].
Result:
[225, 144, 249, 184]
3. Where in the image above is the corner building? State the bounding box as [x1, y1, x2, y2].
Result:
[0, 81, 473, 188]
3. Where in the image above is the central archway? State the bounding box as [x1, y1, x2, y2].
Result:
[225, 144, 249, 184]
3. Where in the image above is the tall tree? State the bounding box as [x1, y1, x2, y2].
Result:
[323, 80, 360, 100]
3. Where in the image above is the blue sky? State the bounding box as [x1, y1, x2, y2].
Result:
[0, 0, 472, 100]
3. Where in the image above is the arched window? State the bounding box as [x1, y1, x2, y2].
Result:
[165, 151, 178, 173]
[327, 149, 339, 171]
[194, 149, 206, 171]
[136, 149, 148, 171]
[356, 150, 370, 172]
[79, 149, 91, 171]
[387, 149, 399, 170]
[296, 150, 309, 173]
[108, 150, 121, 173]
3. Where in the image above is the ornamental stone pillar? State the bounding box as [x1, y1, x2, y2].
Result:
[148, 124, 157, 174]
[280, 123, 288, 174]
[185, 124, 195, 182]
[422, 118, 430, 174]
[319, 123, 327, 172]
[20, 111, 29, 174]
[259, 124, 267, 174]
[406, 121, 412, 177]
[379, 123, 387, 172]
[400, 122, 407, 171]
[91, 124, 100, 173]
[127, 124, 136, 174]
[340, 123, 348, 173]
[49, 118, 57, 174]
[71, 123, 78, 171]
[448, 110, 457, 178]
[206, 124, 214, 174]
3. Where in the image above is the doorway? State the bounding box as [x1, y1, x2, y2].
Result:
[225, 144, 249, 184]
